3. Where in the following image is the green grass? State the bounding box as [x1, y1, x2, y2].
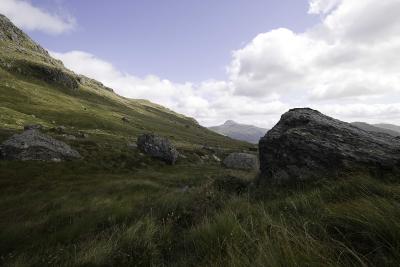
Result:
[2, 149, 400, 267]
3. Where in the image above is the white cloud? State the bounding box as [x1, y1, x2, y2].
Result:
[51, 0, 400, 128]
[50, 50, 288, 128]
[226, 0, 400, 124]
[0, 0, 75, 34]
[308, 0, 342, 15]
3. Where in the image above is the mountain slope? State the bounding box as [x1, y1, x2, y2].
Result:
[209, 120, 268, 144]
[374, 123, 400, 134]
[0, 14, 249, 150]
[351, 122, 400, 137]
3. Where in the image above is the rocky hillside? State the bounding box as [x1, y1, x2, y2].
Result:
[0, 14, 249, 150]
[351, 122, 400, 137]
[209, 120, 268, 144]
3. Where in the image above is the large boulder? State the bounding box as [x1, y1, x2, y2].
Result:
[223, 153, 259, 171]
[0, 130, 81, 161]
[137, 134, 179, 164]
[259, 108, 400, 184]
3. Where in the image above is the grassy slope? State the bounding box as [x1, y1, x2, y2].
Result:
[1, 24, 400, 267]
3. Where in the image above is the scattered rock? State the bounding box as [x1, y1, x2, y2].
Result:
[77, 131, 89, 139]
[24, 124, 42, 131]
[137, 133, 179, 165]
[223, 153, 259, 171]
[202, 145, 216, 153]
[259, 108, 400, 184]
[201, 155, 210, 160]
[0, 130, 81, 161]
[212, 154, 221, 162]
[52, 126, 66, 134]
[63, 134, 76, 141]
[128, 143, 137, 149]
[180, 185, 190, 193]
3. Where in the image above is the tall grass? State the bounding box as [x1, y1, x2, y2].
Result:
[1, 142, 400, 267]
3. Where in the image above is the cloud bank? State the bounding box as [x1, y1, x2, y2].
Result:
[0, 0, 75, 34]
[51, 0, 400, 128]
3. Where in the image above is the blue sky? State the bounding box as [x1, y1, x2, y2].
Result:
[29, 0, 317, 82]
[1, 0, 400, 128]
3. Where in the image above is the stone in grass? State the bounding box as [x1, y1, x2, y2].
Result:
[0, 129, 81, 161]
[223, 153, 259, 171]
[137, 133, 179, 165]
[259, 108, 400, 184]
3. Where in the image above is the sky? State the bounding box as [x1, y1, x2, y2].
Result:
[1, 0, 400, 128]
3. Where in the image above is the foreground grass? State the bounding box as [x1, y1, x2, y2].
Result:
[1, 142, 400, 267]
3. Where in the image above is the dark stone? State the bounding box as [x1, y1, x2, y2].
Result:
[223, 153, 259, 171]
[137, 133, 179, 164]
[259, 108, 400, 184]
[0, 130, 81, 161]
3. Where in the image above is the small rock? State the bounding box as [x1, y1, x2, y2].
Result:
[0, 129, 81, 161]
[212, 154, 221, 162]
[137, 133, 179, 165]
[181, 185, 190, 193]
[53, 126, 66, 134]
[128, 143, 137, 149]
[77, 131, 89, 139]
[63, 134, 76, 140]
[223, 153, 259, 171]
[202, 145, 216, 153]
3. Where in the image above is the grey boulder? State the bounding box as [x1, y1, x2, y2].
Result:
[259, 108, 400, 184]
[0, 129, 81, 161]
[137, 134, 179, 164]
[223, 153, 259, 171]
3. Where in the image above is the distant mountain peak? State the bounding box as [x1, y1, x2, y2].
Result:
[224, 120, 237, 126]
[209, 120, 268, 144]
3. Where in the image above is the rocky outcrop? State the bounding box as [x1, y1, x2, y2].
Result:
[77, 75, 114, 92]
[8, 60, 79, 90]
[259, 108, 400, 184]
[137, 134, 179, 164]
[223, 153, 259, 171]
[0, 14, 49, 55]
[0, 130, 81, 161]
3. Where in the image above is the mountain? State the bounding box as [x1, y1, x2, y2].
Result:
[0, 14, 249, 149]
[209, 120, 268, 144]
[351, 122, 400, 137]
[374, 123, 400, 134]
